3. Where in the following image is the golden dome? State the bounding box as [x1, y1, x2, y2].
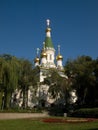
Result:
[46, 27, 51, 32]
[56, 54, 63, 60]
[41, 51, 47, 58]
[34, 57, 40, 63]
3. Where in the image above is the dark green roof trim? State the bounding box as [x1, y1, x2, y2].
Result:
[44, 37, 54, 48]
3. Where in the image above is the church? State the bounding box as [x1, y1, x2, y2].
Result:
[12, 19, 77, 108]
[32, 19, 67, 107]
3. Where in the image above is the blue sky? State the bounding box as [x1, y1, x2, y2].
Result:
[0, 0, 98, 64]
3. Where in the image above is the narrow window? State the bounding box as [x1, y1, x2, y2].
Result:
[50, 54, 52, 60]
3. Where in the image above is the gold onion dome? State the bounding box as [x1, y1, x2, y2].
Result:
[46, 27, 51, 32]
[34, 57, 40, 63]
[56, 54, 63, 60]
[41, 50, 47, 58]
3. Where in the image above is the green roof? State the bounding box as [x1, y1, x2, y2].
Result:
[44, 37, 54, 48]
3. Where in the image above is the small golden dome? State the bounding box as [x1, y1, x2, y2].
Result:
[34, 57, 40, 63]
[46, 27, 51, 32]
[56, 54, 63, 60]
[41, 51, 47, 58]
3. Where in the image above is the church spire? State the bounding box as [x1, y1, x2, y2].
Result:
[46, 19, 50, 27]
[36, 48, 40, 56]
[46, 19, 51, 37]
[58, 45, 60, 55]
[34, 48, 40, 66]
[45, 19, 54, 48]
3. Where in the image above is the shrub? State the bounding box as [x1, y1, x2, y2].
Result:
[48, 104, 65, 116]
[0, 107, 42, 113]
[71, 108, 98, 118]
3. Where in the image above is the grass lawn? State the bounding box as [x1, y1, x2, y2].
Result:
[0, 118, 98, 130]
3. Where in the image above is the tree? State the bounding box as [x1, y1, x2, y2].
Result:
[93, 58, 98, 106]
[0, 54, 41, 109]
[44, 69, 69, 105]
[0, 54, 20, 109]
[18, 59, 33, 109]
[65, 55, 96, 108]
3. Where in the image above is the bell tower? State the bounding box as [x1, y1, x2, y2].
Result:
[43, 19, 56, 68]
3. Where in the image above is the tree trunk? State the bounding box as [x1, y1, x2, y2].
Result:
[22, 86, 26, 109]
[3, 89, 11, 109]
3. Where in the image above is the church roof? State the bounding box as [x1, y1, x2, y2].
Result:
[44, 37, 54, 48]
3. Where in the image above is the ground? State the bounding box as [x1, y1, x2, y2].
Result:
[0, 113, 98, 130]
[0, 113, 49, 120]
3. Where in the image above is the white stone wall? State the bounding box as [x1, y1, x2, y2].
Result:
[35, 62, 39, 67]
[41, 57, 47, 65]
[57, 60, 62, 67]
[46, 49, 55, 63]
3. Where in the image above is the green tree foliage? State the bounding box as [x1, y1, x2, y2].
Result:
[31, 66, 40, 86]
[65, 55, 97, 108]
[93, 58, 98, 106]
[0, 54, 20, 109]
[0, 54, 40, 110]
[0, 53, 98, 110]
[18, 59, 34, 109]
[0, 55, 36, 109]
[44, 69, 69, 104]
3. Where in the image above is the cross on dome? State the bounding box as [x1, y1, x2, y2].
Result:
[43, 42, 45, 49]
[36, 48, 40, 56]
[56, 45, 63, 61]
[46, 19, 50, 27]
[58, 45, 60, 54]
